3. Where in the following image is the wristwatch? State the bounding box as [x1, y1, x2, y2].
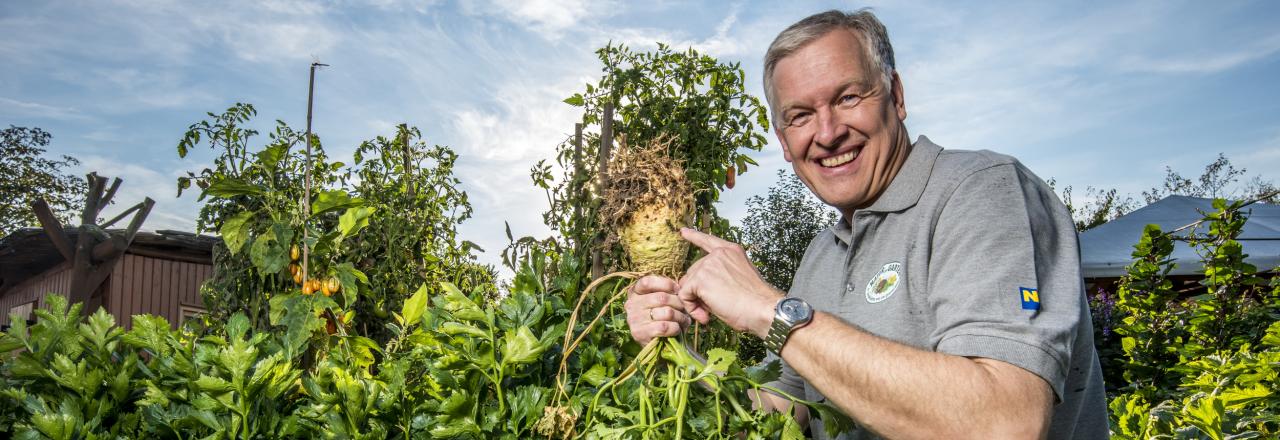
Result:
[764, 297, 814, 355]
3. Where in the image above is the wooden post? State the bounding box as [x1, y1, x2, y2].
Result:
[34, 173, 154, 311]
[81, 174, 106, 225]
[100, 178, 122, 210]
[598, 105, 614, 192]
[591, 105, 615, 280]
[399, 123, 416, 198]
[31, 200, 73, 261]
[571, 123, 583, 226]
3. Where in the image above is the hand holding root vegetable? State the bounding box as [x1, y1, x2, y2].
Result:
[676, 228, 785, 339]
[624, 228, 783, 346]
[625, 275, 705, 345]
[538, 135, 853, 439]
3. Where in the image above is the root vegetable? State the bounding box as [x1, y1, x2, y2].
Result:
[620, 202, 689, 276]
[599, 135, 693, 278]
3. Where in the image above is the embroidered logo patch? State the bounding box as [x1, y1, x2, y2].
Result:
[865, 262, 902, 303]
[1020, 287, 1040, 310]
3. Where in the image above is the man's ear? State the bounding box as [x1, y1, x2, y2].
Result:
[892, 71, 907, 121]
[774, 126, 793, 162]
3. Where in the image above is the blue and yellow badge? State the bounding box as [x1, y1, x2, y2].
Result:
[1020, 287, 1040, 310]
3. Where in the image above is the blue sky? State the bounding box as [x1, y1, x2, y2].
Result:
[3, 0, 1279, 273]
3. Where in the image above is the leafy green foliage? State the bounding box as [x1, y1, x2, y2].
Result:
[571, 43, 768, 208]
[523, 42, 769, 271]
[345, 125, 496, 341]
[2, 280, 852, 438]
[0, 126, 87, 237]
[1110, 322, 1280, 439]
[176, 105, 491, 347]
[1107, 200, 1280, 438]
[1113, 223, 1186, 398]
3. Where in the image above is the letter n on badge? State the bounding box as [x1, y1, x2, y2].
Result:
[1020, 287, 1040, 311]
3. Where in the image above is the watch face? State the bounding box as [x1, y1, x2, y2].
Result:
[778, 297, 812, 322]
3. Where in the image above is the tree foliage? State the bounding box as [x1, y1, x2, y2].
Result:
[1140, 154, 1277, 204]
[532, 42, 771, 267]
[0, 126, 87, 237]
[739, 169, 838, 293]
[1052, 153, 1276, 232]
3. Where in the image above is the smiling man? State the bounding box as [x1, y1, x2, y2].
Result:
[624, 9, 1109, 439]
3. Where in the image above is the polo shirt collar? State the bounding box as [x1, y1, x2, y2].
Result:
[832, 135, 943, 244]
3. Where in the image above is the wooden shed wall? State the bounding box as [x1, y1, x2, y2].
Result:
[0, 254, 212, 329]
[0, 263, 75, 326]
[108, 253, 212, 329]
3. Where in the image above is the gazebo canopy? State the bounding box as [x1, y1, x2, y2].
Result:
[1079, 195, 1280, 278]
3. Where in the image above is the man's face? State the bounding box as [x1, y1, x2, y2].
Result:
[770, 29, 909, 217]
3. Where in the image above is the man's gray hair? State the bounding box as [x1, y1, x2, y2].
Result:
[763, 9, 896, 128]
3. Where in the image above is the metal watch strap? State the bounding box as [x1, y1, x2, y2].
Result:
[764, 318, 793, 354]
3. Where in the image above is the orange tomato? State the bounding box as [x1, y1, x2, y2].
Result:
[293, 271, 303, 285]
[325, 278, 341, 296]
[302, 279, 317, 295]
[289, 263, 300, 276]
[726, 165, 736, 189]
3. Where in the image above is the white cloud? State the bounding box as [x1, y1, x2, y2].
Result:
[1118, 33, 1280, 74]
[354, 0, 442, 13]
[447, 76, 587, 270]
[217, 22, 341, 64]
[465, 0, 619, 40]
[592, 5, 773, 59]
[0, 97, 90, 121]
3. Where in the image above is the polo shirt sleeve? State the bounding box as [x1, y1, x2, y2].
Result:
[928, 162, 1082, 400]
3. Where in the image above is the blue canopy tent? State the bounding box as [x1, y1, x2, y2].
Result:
[1079, 196, 1280, 279]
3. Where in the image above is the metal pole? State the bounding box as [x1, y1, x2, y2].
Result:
[303, 62, 327, 282]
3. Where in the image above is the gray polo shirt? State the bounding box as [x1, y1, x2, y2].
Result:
[766, 136, 1109, 439]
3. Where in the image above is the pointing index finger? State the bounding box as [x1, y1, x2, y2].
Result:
[680, 227, 733, 252]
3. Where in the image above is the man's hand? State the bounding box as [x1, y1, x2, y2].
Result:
[624, 275, 708, 345]
[676, 228, 785, 338]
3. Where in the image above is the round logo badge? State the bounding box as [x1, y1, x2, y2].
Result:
[865, 262, 902, 303]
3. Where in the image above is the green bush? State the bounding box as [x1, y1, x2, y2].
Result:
[1107, 199, 1280, 439]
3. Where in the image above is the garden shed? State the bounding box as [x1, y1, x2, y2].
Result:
[0, 228, 216, 330]
[1079, 195, 1280, 279]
